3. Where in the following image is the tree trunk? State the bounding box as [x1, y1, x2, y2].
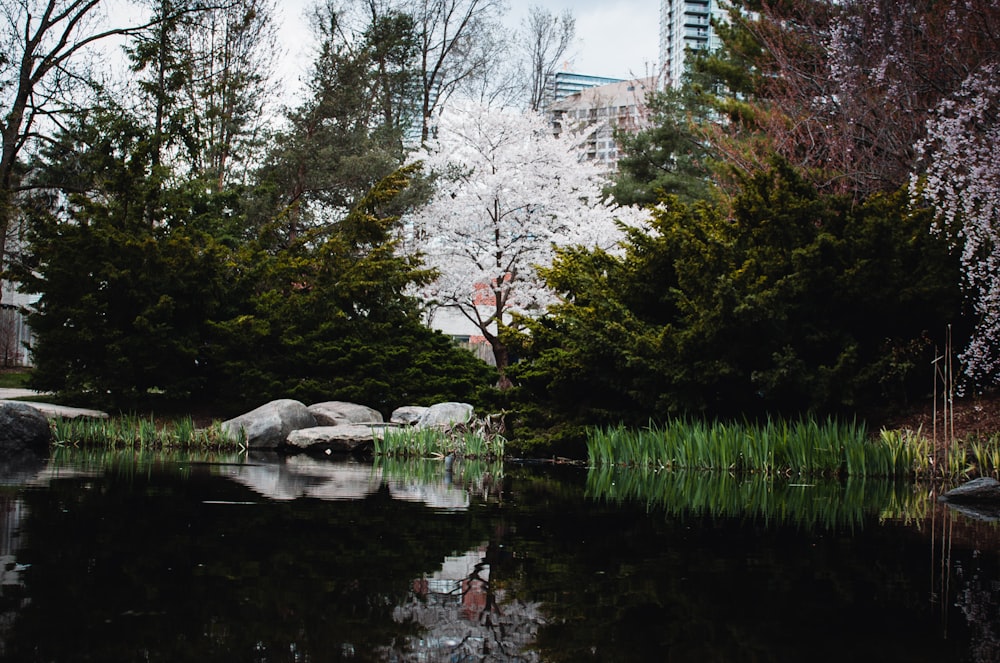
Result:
[491, 340, 513, 390]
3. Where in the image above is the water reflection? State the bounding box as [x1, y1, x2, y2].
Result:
[0, 450, 998, 661]
[218, 454, 502, 510]
[587, 465, 934, 528]
[388, 544, 543, 662]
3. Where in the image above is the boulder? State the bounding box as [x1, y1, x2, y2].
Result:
[0, 400, 107, 420]
[308, 401, 383, 426]
[284, 425, 386, 454]
[390, 406, 426, 426]
[0, 402, 53, 456]
[940, 477, 1000, 503]
[417, 402, 474, 429]
[220, 399, 317, 449]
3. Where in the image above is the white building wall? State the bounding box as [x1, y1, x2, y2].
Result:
[659, 0, 726, 89]
[0, 280, 36, 367]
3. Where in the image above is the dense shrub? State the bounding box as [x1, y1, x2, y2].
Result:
[511, 159, 967, 430]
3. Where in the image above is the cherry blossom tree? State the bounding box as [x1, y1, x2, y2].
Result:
[700, 0, 1000, 389]
[915, 62, 1000, 389]
[405, 101, 647, 386]
[699, 0, 996, 200]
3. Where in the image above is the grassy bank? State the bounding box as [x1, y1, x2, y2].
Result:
[51, 414, 239, 450]
[375, 421, 506, 460]
[42, 406, 999, 478]
[0, 368, 31, 389]
[49, 413, 504, 457]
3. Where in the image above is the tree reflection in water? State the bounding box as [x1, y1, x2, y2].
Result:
[0, 452, 998, 661]
[385, 543, 543, 662]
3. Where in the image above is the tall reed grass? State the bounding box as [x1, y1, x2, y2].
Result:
[375, 427, 505, 459]
[586, 417, 997, 479]
[51, 414, 238, 450]
[375, 418, 506, 460]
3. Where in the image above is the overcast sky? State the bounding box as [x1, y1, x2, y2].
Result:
[275, 1, 661, 96]
[504, 0, 661, 80]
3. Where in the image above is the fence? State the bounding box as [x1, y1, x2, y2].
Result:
[0, 305, 32, 367]
[459, 339, 496, 366]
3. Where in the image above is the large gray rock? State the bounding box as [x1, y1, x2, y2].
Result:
[940, 477, 1000, 503]
[390, 406, 426, 426]
[220, 399, 317, 449]
[285, 425, 386, 454]
[417, 402, 474, 429]
[308, 401, 383, 426]
[0, 402, 52, 456]
[0, 400, 107, 420]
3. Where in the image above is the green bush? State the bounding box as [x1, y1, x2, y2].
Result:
[511, 158, 965, 430]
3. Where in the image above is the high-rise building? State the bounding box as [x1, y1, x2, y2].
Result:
[659, 0, 726, 89]
[547, 77, 654, 166]
[545, 72, 624, 106]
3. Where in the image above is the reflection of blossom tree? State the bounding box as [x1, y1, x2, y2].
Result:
[953, 555, 1000, 663]
[383, 542, 544, 661]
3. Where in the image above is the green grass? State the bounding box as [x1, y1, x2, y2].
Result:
[0, 369, 31, 389]
[585, 416, 983, 479]
[375, 419, 506, 460]
[51, 414, 239, 450]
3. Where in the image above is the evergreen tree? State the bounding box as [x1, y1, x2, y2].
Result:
[15, 105, 233, 408]
[609, 86, 714, 206]
[207, 166, 493, 412]
[255, 2, 420, 244]
[514, 160, 965, 427]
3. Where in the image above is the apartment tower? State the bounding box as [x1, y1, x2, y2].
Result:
[659, 0, 725, 88]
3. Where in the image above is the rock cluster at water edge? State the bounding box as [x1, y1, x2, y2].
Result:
[219, 399, 475, 454]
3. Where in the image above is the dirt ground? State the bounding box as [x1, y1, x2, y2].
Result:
[872, 390, 1000, 441]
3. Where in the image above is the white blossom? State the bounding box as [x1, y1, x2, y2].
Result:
[403, 101, 648, 356]
[914, 62, 1000, 388]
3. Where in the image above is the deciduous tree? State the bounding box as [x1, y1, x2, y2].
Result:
[694, 0, 998, 199]
[522, 6, 575, 112]
[915, 62, 1000, 389]
[397, 0, 508, 142]
[0, 0, 174, 302]
[406, 101, 647, 386]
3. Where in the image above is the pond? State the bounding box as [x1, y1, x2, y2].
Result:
[1, 448, 999, 662]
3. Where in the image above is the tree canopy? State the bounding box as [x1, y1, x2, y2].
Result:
[405, 101, 648, 385]
[2, 0, 997, 451]
[513, 160, 965, 432]
[9, 2, 498, 414]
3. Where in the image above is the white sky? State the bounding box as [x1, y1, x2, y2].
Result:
[505, 0, 661, 80]
[274, 1, 661, 98]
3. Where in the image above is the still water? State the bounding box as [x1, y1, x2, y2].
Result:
[1, 448, 999, 662]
